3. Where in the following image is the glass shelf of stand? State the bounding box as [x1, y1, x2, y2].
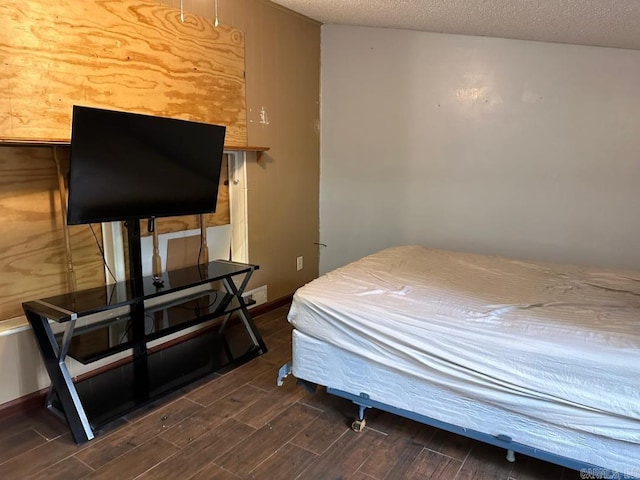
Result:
[24, 260, 257, 323]
[56, 288, 256, 364]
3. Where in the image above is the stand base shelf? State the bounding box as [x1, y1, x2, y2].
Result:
[53, 324, 262, 432]
[23, 257, 266, 444]
[56, 291, 255, 365]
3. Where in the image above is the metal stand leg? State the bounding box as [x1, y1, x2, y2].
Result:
[26, 311, 94, 444]
[222, 275, 267, 354]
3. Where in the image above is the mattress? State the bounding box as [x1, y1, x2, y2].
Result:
[287, 246, 640, 471]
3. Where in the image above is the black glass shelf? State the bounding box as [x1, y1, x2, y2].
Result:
[53, 323, 262, 431]
[56, 290, 256, 364]
[24, 260, 258, 323]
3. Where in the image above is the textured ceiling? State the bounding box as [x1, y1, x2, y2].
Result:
[270, 0, 640, 50]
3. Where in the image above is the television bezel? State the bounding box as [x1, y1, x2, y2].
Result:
[66, 105, 226, 226]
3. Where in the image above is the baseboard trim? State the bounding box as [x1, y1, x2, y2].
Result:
[0, 387, 49, 420]
[249, 294, 292, 317]
[0, 293, 293, 421]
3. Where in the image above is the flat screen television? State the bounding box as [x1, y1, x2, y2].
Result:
[67, 105, 226, 225]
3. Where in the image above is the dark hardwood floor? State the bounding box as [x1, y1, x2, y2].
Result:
[0, 305, 584, 479]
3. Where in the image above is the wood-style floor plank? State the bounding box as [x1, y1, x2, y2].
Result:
[0, 305, 580, 480]
[137, 419, 255, 480]
[29, 456, 93, 480]
[295, 426, 385, 479]
[251, 340, 292, 372]
[402, 448, 463, 480]
[84, 437, 178, 480]
[0, 411, 33, 441]
[159, 384, 265, 448]
[0, 427, 46, 464]
[245, 442, 318, 479]
[357, 417, 437, 479]
[189, 463, 242, 480]
[238, 376, 312, 428]
[249, 367, 283, 392]
[290, 407, 350, 455]
[27, 409, 72, 440]
[426, 429, 476, 461]
[0, 433, 77, 479]
[0, 407, 70, 442]
[350, 472, 378, 480]
[74, 397, 202, 469]
[215, 402, 321, 477]
[186, 359, 273, 407]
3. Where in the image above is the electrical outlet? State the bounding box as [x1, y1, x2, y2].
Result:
[296, 256, 303, 271]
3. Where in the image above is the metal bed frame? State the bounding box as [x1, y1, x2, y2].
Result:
[278, 353, 639, 480]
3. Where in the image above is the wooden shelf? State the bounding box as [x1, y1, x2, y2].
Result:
[225, 145, 269, 161]
[0, 138, 269, 159]
[224, 145, 270, 153]
[0, 138, 70, 147]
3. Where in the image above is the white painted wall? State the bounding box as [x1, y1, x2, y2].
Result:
[320, 25, 640, 273]
[0, 324, 131, 406]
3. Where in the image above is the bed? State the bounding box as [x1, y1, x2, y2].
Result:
[278, 245, 640, 477]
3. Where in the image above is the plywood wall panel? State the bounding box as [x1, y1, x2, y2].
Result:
[0, 147, 104, 320]
[0, 0, 247, 145]
[0, 142, 229, 321]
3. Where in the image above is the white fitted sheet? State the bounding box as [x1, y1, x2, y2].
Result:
[287, 246, 640, 469]
[291, 329, 640, 473]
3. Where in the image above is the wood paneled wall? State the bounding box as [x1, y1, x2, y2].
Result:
[0, 0, 246, 145]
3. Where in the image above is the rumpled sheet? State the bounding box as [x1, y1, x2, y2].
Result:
[288, 246, 640, 443]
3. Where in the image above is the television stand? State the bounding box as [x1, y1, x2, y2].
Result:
[22, 259, 267, 444]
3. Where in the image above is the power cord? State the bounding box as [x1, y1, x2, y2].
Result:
[89, 224, 117, 284]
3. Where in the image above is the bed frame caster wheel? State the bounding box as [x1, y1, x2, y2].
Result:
[506, 449, 516, 463]
[351, 418, 366, 432]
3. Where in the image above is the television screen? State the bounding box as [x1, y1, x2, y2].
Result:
[67, 106, 226, 225]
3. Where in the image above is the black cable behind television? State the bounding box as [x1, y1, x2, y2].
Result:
[67, 105, 226, 226]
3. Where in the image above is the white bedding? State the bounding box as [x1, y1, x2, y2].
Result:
[287, 246, 640, 470]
